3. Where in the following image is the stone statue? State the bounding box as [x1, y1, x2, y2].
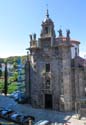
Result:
[58, 29, 62, 36]
[66, 30, 70, 38]
[29, 34, 32, 41]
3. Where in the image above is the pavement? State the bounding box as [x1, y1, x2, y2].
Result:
[0, 94, 86, 125]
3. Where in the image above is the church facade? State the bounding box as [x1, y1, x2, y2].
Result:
[25, 10, 86, 112]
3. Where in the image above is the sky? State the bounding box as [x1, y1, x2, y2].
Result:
[0, 0, 86, 58]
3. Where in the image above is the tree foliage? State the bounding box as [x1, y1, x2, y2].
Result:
[0, 55, 26, 94]
[0, 63, 2, 77]
[7, 56, 26, 64]
[8, 82, 17, 94]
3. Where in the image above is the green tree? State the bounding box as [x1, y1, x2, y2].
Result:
[13, 72, 18, 81]
[13, 62, 17, 70]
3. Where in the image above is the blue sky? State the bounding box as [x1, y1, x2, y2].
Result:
[0, 0, 86, 58]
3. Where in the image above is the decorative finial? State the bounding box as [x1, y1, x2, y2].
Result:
[66, 29, 70, 38]
[58, 29, 62, 37]
[33, 33, 36, 40]
[29, 34, 32, 41]
[46, 4, 49, 18]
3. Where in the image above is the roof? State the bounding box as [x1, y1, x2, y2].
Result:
[77, 56, 86, 67]
[56, 37, 80, 44]
[42, 9, 54, 25]
[71, 56, 86, 68]
[71, 40, 80, 44]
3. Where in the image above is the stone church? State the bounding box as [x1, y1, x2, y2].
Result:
[25, 10, 86, 112]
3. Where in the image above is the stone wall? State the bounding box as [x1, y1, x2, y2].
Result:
[79, 68, 85, 97]
[58, 43, 73, 111]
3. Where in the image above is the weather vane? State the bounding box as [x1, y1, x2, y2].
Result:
[60, 25, 62, 29]
[46, 4, 48, 9]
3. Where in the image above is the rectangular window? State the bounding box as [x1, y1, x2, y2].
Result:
[46, 64, 50, 72]
[45, 27, 48, 34]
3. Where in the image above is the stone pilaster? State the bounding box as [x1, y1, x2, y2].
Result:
[58, 38, 73, 111]
[74, 57, 80, 100]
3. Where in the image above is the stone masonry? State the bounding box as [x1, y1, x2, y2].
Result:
[25, 10, 86, 113]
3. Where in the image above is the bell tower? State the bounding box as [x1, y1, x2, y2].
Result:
[40, 9, 55, 38]
[39, 9, 56, 48]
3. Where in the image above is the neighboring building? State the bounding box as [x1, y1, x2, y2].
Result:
[25, 10, 86, 112]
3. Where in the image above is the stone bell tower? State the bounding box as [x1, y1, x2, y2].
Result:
[29, 9, 58, 109]
[39, 9, 56, 48]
